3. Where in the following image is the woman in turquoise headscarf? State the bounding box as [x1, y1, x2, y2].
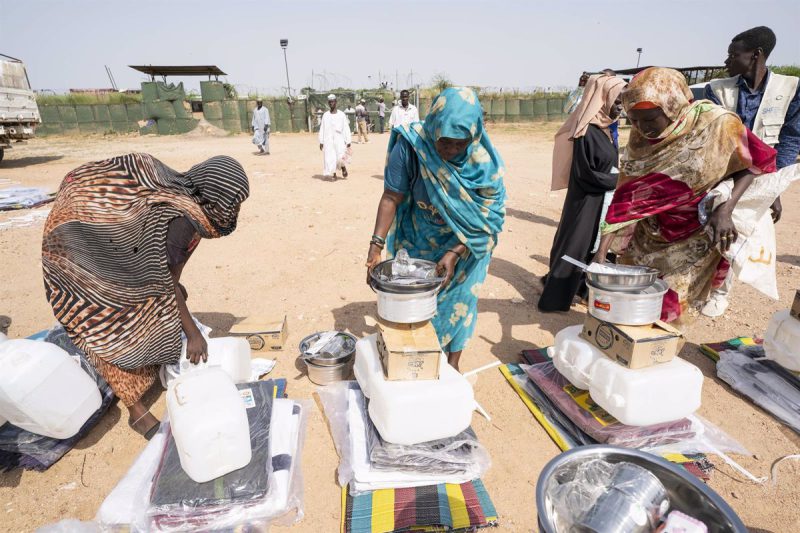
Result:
[365, 87, 506, 370]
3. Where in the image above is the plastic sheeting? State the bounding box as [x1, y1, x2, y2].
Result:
[96, 389, 308, 532]
[717, 347, 800, 434]
[0, 326, 114, 472]
[318, 382, 490, 494]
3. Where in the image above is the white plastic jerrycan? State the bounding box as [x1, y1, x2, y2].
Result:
[179, 337, 253, 383]
[764, 310, 800, 372]
[548, 325, 606, 390]
[589, 356, 703, 426]
[354, 334, 474, 445]
[0, 337, 102, 439]
[166, 367, 251, 483]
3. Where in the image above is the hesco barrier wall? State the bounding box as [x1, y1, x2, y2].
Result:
[37, 82, 568, 137]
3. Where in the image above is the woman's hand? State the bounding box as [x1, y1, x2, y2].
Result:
[186, 330, 208, 365]
[437, 250, 459, 288]
[365, 243, 383, 285]
[708, 206, 737, 252]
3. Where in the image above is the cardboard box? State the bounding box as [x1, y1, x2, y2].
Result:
[376, 319, 441, 380]
[791, 290, 800, 320]
[229, 316, 288, 352]
[580, 314, 683, 369]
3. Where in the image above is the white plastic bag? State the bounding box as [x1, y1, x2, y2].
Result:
[704, 163, 800, 299]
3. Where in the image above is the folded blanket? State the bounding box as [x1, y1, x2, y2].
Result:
[348, 389, 479, 492]
[149, 380, 274, 509]
[0, 327, 114, 471]
[525, 361, 694, 448]
[366, 408, 489, 476]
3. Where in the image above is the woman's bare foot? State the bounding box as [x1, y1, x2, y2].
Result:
[128, 403, 160, 440]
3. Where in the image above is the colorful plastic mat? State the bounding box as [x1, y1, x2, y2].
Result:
[341, 479, 498, 533]
[506, 348, 713, 480]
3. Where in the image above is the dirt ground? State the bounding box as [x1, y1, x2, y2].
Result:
[1, 124, 799, 532]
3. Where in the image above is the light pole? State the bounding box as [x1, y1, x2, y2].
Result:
[280, 39, 291, 99]
[636, 47, 643, 68]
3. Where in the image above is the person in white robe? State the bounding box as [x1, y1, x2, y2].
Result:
[251, 100, 271, 154]
[318, 94, 352, 178]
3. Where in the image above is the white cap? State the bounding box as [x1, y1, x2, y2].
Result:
[327, 94, 336, 101]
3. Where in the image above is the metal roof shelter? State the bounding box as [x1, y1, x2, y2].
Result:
[128, 65, 226, 81]
[600, 66, 726, 85]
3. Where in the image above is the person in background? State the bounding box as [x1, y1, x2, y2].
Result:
[355, 98, 370, 143]
[539, 74, 627, 312]
[319, 94, 352, 179]
[42, 154, 249, 438]
[365, 88, 506, 371]
[389, 89, 420, 129]
[594, 68, 776, 325]
[701, 25, 800, 316]
[601, 69, 620, 147]
[377, 97, 386, 134]
[251, 100, 271, 155]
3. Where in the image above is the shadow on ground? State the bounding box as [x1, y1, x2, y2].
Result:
[311, 174, 347, 182]
[506, 207, 559, 228]
[328, 256, 586, 366]
[1, 155, 64, 168]
[192, 312, 239, 336]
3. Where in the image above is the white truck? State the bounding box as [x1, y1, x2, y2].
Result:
[0, 54, 41, 162]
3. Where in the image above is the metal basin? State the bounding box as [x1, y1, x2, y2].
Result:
[298, 331, 357, 367]
[536, 445, 746, 533]
[586, 263, 660, 293]
[369, 258, 443, 294]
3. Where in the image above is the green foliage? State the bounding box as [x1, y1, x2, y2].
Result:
[36, 92, 142, 105]
[430, 73, 453, 94]
[771, 65, 800, 77]
[223, 83, 238, 99]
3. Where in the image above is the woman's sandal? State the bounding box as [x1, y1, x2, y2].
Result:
[129, 412, 160, 440]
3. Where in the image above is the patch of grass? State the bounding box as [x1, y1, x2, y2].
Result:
[36, 93, 142, 105]
[771, 65, 800, 77]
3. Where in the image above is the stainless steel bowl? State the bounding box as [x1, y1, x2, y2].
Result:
[298, 331, 357, 367]
[536, 445, 746, 533]
[586, 263, 660, 292]
[369, 258, 443, 294]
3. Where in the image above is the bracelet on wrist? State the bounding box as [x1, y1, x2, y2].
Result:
[370, 239, 385, 249]
[371, 234, 386, 245]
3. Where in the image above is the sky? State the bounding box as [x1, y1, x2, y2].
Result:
[2, 0, 799, 96]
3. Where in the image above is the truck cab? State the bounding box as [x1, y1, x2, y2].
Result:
[0, 55, 41, 162]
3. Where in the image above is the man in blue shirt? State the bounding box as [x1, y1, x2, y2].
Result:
[702, 26, 800, 316]
[704, 26, 800, 219]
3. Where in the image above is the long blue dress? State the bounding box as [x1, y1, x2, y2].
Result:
[384, 87, 507, 352]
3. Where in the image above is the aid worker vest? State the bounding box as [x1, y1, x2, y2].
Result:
[709, 73, 799, 146]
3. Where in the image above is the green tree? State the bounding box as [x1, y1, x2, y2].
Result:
[430, 73, 453, 94]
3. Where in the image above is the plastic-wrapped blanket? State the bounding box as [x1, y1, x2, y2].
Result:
[96, 380, 306, 532]
[717, 348, 800, 434]
[366, 419, 489, 476]
[0, 187, 54, 211]
[149, 380, 274, 511]
[0, 327, 114, 471]
[318, 382, 489, 494]
[525, 361, 695, 448]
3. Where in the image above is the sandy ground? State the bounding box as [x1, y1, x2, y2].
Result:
[1, 124, 799, 532]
